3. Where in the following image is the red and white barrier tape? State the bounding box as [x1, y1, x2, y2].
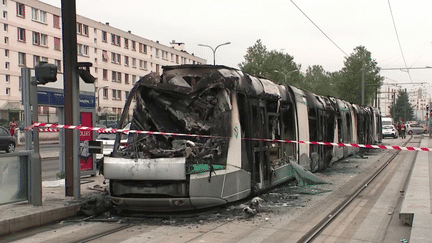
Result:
[27, 123, 432, 152]
[38, 128, 60, 132]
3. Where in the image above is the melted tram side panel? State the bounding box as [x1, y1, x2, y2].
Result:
[104, 157, 186, 180]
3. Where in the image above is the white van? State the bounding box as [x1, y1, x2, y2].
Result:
[381, 117, 393, 126]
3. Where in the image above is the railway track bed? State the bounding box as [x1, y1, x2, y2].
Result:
[2, 137, 420, 243]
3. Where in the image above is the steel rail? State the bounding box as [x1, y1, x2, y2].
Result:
[73, 224, 133, 243]
[297, 136, 414, 243]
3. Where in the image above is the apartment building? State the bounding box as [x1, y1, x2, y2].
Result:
[0, 0, 206, 124]
[380, 85, 430, 121]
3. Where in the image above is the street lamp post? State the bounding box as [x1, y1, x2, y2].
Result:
[198, 42, 231, 65]
[96, 85, 108, 121]
[274, 70, 296, 83]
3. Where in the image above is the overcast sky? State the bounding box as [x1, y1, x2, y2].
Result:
[40, 0, 432, 91]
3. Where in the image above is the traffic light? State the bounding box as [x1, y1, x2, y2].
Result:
[35, 62, 57, 85]
[427, 105, 429, 112]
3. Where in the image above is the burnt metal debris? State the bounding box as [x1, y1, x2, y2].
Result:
[111, 67, 238, 174]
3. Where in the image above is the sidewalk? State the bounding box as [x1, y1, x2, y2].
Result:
[0, 174, 106, 237]
[399, 136, 432, 242]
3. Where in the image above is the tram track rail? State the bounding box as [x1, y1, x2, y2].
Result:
[297, 135, 415, 243]
[72, 224, 134, 243]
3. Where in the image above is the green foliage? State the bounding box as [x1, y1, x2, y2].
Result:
[238, 42, 384, 105]
[56, 171, 65, 179]
[389, 90, 414, 122]
[337, 46, 384, 105]
[302, 65, 339, 97]
[238, 39, 301, 85]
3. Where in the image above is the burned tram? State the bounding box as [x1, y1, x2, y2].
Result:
[102, 65, 381, 211]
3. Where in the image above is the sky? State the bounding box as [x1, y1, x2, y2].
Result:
[40, 0, 432, 92]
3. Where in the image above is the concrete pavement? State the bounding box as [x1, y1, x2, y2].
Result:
[399, 136, 432, 242]
[0, 174, 106, 237]
[0, 138, 106, 237]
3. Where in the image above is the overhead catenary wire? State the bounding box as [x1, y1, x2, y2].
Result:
[387, 0, 413, 82]
[290, 0, 348, 57]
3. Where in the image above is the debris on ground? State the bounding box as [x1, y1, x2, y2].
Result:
[243, 197, 264, 216]
[78, 194, 113, 217]
[290, 162, 331, 186]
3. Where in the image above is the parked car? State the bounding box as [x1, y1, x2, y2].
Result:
[95, 132, 128, 159]
[0, 125, 16, 153]
[406, 123, 424, 135]
[382, 125, 398, 139]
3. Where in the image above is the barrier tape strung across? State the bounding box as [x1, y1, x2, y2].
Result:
[38, 128, 60, 132]
[27, 123, 432, 152]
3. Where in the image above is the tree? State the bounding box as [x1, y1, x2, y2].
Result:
[239, 40, 301, 85]
[389, 90, 414, 122]
[302, 65, 338, 97]
[337, 46, 384, 105]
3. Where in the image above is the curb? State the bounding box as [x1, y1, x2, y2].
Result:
[0, 203, 83, 237]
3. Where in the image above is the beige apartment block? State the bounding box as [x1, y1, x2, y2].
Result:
[0, 0, 205, 127]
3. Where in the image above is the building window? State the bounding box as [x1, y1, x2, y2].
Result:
[41, 56, 47, 62]
[124, 56, 129, 66]
[5, 74, 10, 82]
[111, 34, 120, 46]
[18, 52, 26, 66]
[132, 75, 136, 84]
[33, 55, 40, 67]
[103, 87, 108, 99]
[31, 8, 46, 23]
[103, 69, 108, 80]
[54, 37, 61, 51]
[125, 91, 130, 99]
[125, 73, 129, 84]
[155, 49, 159, 58]
[40, 34, 47, 46]
[5, 49, 8, 57]
[117, 90, 122, 100]
[17, 28, 26, 42]
[5, 61, 9, 69]
[112, 89, 116, 100]
[4, 36, 8, 44]
[6, 87, 10, 95]
[139, 60, 144, 69]
[3, 0, 6, 6]
[16, 2, 25, 17]
[131, 40, 136, 51]
[111, 71, 116, 82]
[32, 31, 40, 45]
[111, 52, 121, 64]
[124, 38, 128, 49]
[55, 59, 61, 72]
[142, 44, 147, 54]
[131, 58, 136, 68]
[3, 23, 7, 31]
[102, 50, 108, 62]
[3, 10, 7, 19]
[53, 15, 60, 28]
[77, 44, 89, 56]
[76, 23, 88, 36]
[111, 71, 121, 83]
[102, 31, 107, 42]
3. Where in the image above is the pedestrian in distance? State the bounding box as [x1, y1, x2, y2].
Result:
[9, 117, 18, 136]
[400, 123, 406, 139]
[395, 122, 401, 139]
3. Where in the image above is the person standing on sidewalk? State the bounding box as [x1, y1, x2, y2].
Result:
[9, 117, 17, 137]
